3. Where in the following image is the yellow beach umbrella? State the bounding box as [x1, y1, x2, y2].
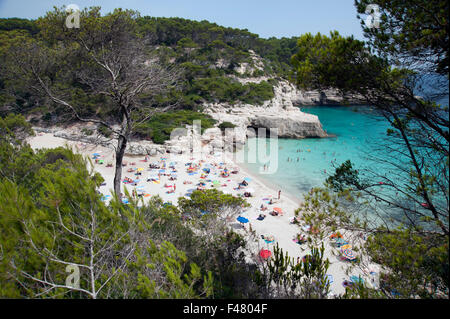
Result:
[137, 168, 144, 172]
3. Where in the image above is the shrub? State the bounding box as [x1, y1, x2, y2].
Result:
[218, 121, 236, 132]
[133, 110, 217, 144]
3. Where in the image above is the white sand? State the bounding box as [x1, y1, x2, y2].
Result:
[27, 132, 378, 296]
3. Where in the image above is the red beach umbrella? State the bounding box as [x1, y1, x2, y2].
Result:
[259, 249, 272, 259]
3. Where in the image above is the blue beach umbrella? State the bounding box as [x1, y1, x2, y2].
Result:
[237, 216, 249, 224]
[244, 177, 251, 182]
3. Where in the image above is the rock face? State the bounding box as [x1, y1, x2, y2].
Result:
[202, 77, 332, 147]
[204, 103, 327, 145]
[249, 111, 327, 138]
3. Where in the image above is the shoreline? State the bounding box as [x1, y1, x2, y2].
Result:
[230, 156, 304, 207]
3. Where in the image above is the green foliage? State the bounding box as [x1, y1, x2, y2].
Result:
[262, 242, 331, 298]
[97, 125, 112, 138]
[186, 76, 274, 106]
[325, 160, 365, 192]
[291, 31, 392, 95]
[365, 228, 449, 298]
[0, 18, 39, 35]
[134, 240, 214, 298]
[0, 113, 34, 144]
[0, 139, 220, 298]
[133, 110, 217, 144]
[0, 13, 296, 122]
[178, 188, 248, 219]
[295, 188, 358, 246]
[355, 0, 449, 75]
[218, 121, 237, 132]
[81, 128, 93, 136]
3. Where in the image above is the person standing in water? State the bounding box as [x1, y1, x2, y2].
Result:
[278, 190, 281, 200]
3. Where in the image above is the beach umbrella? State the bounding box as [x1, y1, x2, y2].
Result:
[259, 249, 271, 259]
[244, 177, 251, 182]
[236, 216, 249, 224]
[330, 232, 343, 239]
[263, 235, 275, 244]
[137, 168, 144, 172]
[350, 275, 364, 284]
[159, 169, 165, 173]
[335, 238, 347, 245]
[341, 248, 356, 261]
[341, 244, 352, 250]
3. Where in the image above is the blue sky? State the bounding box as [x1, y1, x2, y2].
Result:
[0, 0, 365, 39]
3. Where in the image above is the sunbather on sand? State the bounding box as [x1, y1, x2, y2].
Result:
[257, 214, 266, 220]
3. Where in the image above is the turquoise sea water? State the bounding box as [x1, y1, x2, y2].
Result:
[240, 106, 393, 201]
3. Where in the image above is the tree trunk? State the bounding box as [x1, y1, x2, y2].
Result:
[114, 134, 127, 199]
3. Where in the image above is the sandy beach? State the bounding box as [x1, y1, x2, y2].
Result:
[27, 131, 377, 296]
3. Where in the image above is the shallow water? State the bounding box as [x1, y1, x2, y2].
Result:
[240, 105, 393, 201]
